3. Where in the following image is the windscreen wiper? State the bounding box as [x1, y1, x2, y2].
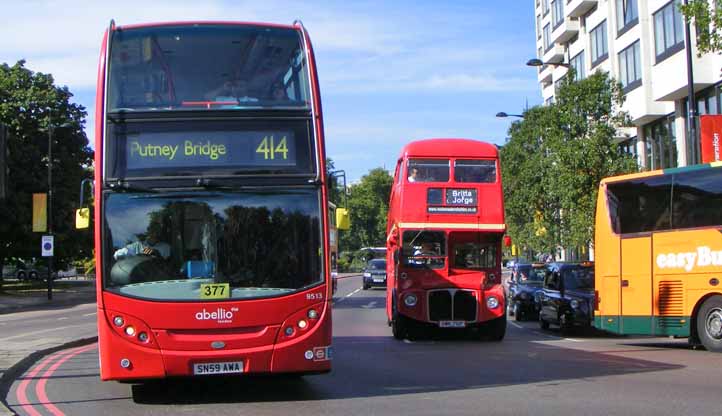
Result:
[107, 181, 158, 193]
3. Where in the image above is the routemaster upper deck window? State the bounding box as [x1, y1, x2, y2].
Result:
[454, 160, 496, 183]
[108, 25, 311, 111]
[407, 159, 450, 183]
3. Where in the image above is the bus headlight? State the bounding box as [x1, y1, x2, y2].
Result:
[404, 293, 418, 307]
[486, 296, 499, 309]
[571, 299, 580, 309]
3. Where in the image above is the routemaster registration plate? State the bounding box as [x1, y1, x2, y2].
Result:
[193, 361, 244, 375]
[438, 321, 466, 328]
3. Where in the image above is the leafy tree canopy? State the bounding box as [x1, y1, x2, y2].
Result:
[0, 60, 94, 276]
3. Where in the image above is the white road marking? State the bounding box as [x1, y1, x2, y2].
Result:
[82, 312, 96, 317]
[3, 323, 90, 341]
[345, 288, 361, 298]
[563, 338, 583, 342]
[508, 321, 523, 329]
[57, 317, 69, 320]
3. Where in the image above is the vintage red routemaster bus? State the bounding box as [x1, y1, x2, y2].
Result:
[386, 139, 507, 340]
[84, 20, 334, 380]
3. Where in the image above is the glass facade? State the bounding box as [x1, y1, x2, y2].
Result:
[644, 115, 677, 170]
[590, 20, 609, 67]
[653, 0, 685, 62]
[618, 40, 642, 92]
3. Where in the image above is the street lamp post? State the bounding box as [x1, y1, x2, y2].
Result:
[526, 58, 570, 68]
[496, 112, 525, 119]
[47, 116, 54, 300]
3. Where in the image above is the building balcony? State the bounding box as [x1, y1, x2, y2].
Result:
[565, 0, 597, 18]
[551, 17, 579, 44]
[538, 63, 553, 86]
[651, 46, 722, 102]
[543, 43, 565, 65]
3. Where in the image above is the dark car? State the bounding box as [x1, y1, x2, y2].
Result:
[362, 259, 387, 290]
[538, 262, 595, 332]
[507, 263, 545, 321]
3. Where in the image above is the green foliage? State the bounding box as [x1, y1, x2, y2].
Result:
[679, 0, 722, 55]
[501, 71, 637, 257]
[326, 158, 345, 207]
[0, 60, 94, 275]
[339, 168, 393, 251]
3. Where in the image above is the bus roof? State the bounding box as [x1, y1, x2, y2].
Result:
[399, 139, 499, 159]
[117, 21, 298, 31]
[600, 161, 722, 185]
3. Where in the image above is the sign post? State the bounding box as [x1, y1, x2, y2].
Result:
[700, 115, 722, 164]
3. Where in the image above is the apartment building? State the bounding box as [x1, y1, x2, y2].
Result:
[534, 0, 722, 169]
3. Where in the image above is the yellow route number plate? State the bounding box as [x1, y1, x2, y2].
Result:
[200, 283, 230, 299]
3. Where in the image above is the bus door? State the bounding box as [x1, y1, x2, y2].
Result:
[620, 235, 653, 334]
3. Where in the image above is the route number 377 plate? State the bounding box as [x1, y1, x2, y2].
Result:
[200, 283, 230, 299]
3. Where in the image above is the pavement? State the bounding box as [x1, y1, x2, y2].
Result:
[0, 279, 97, 416]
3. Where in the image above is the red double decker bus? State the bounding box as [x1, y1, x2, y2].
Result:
[86, 20, 334, 380]
[386, 139, 507, 340]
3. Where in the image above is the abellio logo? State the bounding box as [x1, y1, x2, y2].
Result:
[195, 307, 237, 324]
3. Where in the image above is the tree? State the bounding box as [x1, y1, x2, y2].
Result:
[0, 60, 94, 287]
[501, 70, 637, 259]
[339, 168, 393, 252]
[680, 1, 722, 56]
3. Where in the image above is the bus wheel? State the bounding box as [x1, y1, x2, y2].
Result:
[697, 296, 722, 352]
[513, 303, 523, 322]
[485, 314, 506, 341]
[539, 314, 550, 330]
[391, 313, 407, 340]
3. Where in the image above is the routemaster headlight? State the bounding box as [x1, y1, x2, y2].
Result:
[486, 296, 500, 309]
[404, 293, 418, 307]
[571, 299, 580, 309]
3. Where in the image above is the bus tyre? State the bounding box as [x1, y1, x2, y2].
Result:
[539, 314, 550, 330]
[391, 313, 407, 340]
[513, 303, 522, 322]
[697, 295, 722, 353]
[486, 314, 506, 341]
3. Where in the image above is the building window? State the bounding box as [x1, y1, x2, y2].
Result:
[654, 0, 685, 63]
[542, 0, 550, 16]
[544, 24, 552, 51]
[616, 0, 639, 36]
[619, 137, 638, 158]
[590, 20, 609, 67]
[552, 0, 564, 29]
[644, 115, 677, 170]
[545, 96, 554, 106]
[537, 14, 542, 39]
[618, 40, 642, 92]
[570, 50, 585, 81]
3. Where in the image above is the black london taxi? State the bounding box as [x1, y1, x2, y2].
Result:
[538, 262, 595, 331]
[507, 262, 546, 321]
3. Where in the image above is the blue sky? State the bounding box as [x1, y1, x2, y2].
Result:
[0, 0, 540, 182]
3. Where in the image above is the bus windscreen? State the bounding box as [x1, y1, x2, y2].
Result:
[108, 24, 311, 111]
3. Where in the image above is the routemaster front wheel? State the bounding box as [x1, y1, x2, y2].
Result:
[697, 295, 722, 353]
[484, 314, 507, 341]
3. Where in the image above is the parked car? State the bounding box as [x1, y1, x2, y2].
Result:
[362, 258, 387, 290]
[538, 262, 595, 332]
[14, 260, 55, 281]
[507, 262, 546, 321]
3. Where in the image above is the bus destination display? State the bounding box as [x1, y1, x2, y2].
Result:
[125, 130, 296, 170]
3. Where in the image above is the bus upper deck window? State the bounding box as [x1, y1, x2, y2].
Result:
[454, 160, 496, 183]
[407, 159, 450, 183]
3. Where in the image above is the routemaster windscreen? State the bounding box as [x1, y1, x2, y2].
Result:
[103, 189, 322, 301]
[108, 24, 311, 111]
